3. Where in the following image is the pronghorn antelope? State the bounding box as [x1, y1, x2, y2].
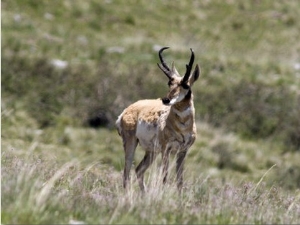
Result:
[116, 47, 200, 192]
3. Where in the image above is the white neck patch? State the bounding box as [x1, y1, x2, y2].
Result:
[169, 92, 186, 105]
[172, 106, 192, 117]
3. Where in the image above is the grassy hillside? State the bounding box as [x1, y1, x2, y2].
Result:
[2, 0, 300, 224]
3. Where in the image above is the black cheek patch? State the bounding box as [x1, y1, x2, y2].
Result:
[181, 82, 190, 89]
[184, 90, 192, 100]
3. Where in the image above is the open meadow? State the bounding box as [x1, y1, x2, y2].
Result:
[2, 0, 300, 224]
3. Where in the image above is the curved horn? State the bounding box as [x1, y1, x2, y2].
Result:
[157, 47, 172, 79]
[182, 48, 194, 83]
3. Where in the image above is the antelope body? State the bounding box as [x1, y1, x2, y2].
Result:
[116, 47, 200, 192]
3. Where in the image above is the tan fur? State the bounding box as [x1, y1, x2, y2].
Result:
[120, 99, 167, 130]
[116, 47, 200, 192]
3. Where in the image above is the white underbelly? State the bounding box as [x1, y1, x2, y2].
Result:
[136, 120, 161, 152]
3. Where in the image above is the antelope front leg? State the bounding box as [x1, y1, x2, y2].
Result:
[162, 150, 170, 185]
[176, 151, 187, 191]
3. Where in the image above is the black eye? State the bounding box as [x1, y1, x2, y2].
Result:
[181, 82, 189, 89]
[167, 78, 175, 86]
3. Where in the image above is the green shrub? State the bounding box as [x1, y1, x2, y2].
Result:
[196, 79, 300, 151]
[1, 54, 166, 128]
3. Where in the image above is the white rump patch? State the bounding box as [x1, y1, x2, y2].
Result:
[115, 112, 124, 135]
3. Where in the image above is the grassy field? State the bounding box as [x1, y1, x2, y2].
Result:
[2, 0, 300, 224]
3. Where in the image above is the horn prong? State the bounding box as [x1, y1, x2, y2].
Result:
[182, 48, 195, 83]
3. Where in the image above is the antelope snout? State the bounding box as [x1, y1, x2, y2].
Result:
[162, 97, 170, 105]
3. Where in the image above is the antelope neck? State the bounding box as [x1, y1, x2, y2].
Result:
[171, 93, 193, 116]
[172, 102, 192, 115]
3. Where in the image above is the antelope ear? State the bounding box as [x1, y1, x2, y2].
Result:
[189, 64, 200, 86]
[171, 61, 180, 76]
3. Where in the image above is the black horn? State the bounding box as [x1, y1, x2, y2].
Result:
[157, 47, 172, 79]
[182, 48, 194, 84]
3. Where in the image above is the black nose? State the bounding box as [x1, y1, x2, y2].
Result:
[162, 97, 170, 105]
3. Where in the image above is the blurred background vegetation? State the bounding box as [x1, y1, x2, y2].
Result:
[1, 0, 300, 223]
[2, 0, 300, 150]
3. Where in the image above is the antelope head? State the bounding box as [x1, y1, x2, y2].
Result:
[157, 47, 200, 106]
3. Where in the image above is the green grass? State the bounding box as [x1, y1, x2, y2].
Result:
[2, 151, 299, 224]
[2, 0, 300, 224]
[2, 102, 300, 224]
